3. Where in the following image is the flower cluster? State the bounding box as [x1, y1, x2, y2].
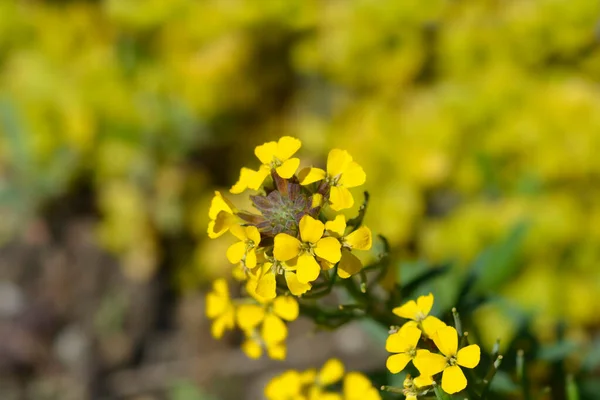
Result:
[386, 293, 481, 395]
[206, 136, 372, 359]
[265, 358, 381, 400]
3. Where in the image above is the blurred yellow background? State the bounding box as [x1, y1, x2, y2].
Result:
[1, 0, 600, 397]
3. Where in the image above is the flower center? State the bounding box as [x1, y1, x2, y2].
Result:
[446, 355, 458, 367]
[407, 347, 417, 358]
[300, 242, 315, 255]
[415, 312, 426, 322]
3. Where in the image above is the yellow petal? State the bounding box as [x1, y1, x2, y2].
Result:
[241, 337, 262, 359]
[247, 165, 271, 190]
[272, 296, 299, 321]
[276, 158, 300, 179]
[392, 300, 419, 320]
[226, 242, 246, 264]
[442, 365, 467, 394]
[457, 345, 480, 369]
[386, 325, 421, 353]
[433, 326, 458, 357]
[265, 370, 301, 399]
[246, 226, 261, 245]
[422, 315, 446, 338]
[314, 237, 341, 263]
[266, 341, 286, 360]
[275, 136, 302, 161]
[413, 375, 434, 388]
[230, 167, 255, 194]
[229, 224, 247, 241]
[273, 233, 302, 261]
[211, 309, 235, 339]
[245, 249, 257, 269]
[319, 358, 344, 385]
[255, 272, 277, 301]
[311, 193, 324, 208]
[342, 372, 372, 397]
[413, 351, 447, 376]
[298, 167, 327, 185]
[262, 314, 287, 344]
[208, 191, 234, 219]
[299, 215, 324, 244]
[296, 253, 321, 283]
[329, 185, 354, 211]
[206, 292, 227, 318]
[338, 161, 366, 188]
[255, 141, 278, 164]
[344, 226, 372, 250]
[236, 304, 266, 330]
[416, 293, 434, 316]
[386, 353, 412, 374]
[284, 271, 312, 295]
[325, 215, 346, 237]
[208, 211, 236, 238]
[337, 249, 362, 279]
[327, 149, 352, 177]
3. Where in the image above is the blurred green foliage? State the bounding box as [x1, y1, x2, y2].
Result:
[1, 0, 599, 353]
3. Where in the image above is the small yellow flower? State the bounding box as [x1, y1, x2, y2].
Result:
[273, 215, 341, 284]
[226, 225, 261, 268]
[246, 262, 277, 301]
[392, 293, 446, 337]
[325, 215, 372, 278]
[207, 191, 237, 238]
[414, 326, 480, 394]
[231, 136, 302, 194]
[385, 325, 423, 374]
[299, 149, 366, 211]
[402, 375, 434, 400]
[237, 295, 299, 360]
[308, 358, 345, 400]
[205, 279, 235, 339]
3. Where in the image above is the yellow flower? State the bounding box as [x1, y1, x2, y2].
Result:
[231, 136, 302, 194]
[385, 325, 424, 374]
[273, 215, 341, 284]
[325, 215, 372, 278]
[237, 295, 299, 360]
[284, 268, 312, 296]
[226, 225, 261, 268]
[299, 149, 366, 211]
[205, 279, 235, 339]
[207, 191, 237, 238]
[414, 326, 481, 394]
[392, 293, 446, 337]
[308, 358, 345, 400]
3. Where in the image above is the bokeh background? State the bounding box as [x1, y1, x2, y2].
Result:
[1, 0, 600, 399]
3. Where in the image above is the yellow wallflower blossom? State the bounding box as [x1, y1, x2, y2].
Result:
[414, 326, 480, 394]
[246, 262, 277, 301]
[299, 149, 366, 211]
[207, 191, 237, 238]
[205, 278, 235, 339]
[236, 295, 299, 360]
[231, 136, 302, 194]
[402, 375, 434, 400]
[273, 215, 341, 284]
[325, 215, 372, 278]
[308, 358, 345, 399]
[392, 293, 446, 337]
[226, 225, 261, 268]
[385, 325, 424, 374]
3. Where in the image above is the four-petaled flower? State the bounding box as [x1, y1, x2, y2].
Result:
[392, 293, 446, 338]
[231, 136, 302, 194]
[273, 215, 341, 284]
[226, 225, 261, 269]
[385, 325, 424, 374]
[205, 279, 235, 339]
[414, 325, 481, 394]
[299, 149, 366, 211]
[324, 215, 372, 278]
